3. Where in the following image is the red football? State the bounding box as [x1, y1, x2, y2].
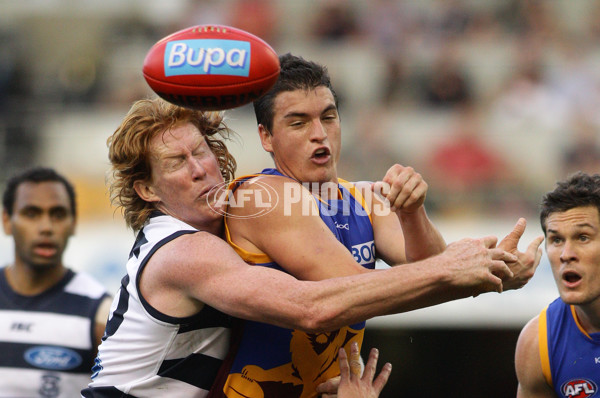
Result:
[143, 25, 280, 111]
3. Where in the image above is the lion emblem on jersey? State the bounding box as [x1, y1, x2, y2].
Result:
[224, 326, 362, 398]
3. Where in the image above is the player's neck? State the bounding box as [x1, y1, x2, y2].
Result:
[5, 261, 67, 296]
[574, 304, 600, 335]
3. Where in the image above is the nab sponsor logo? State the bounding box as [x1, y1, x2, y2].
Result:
[24, 346, 82, 370]
[164, 39, 250, 76]
[561, 379, 597, 398]
[208, 181, 279, 219]
[351, 240, 375, 266]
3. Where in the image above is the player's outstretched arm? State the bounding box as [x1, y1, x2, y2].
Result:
[149, 231, 516, 333]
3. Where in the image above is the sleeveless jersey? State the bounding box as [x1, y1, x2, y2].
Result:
[539, 297, 600, 398]
[221, 169, 376, 398]
[0, 267, 109, 398]
[82, 213, 234, 398]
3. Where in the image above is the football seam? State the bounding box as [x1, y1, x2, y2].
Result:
[143, 70, 280, 90]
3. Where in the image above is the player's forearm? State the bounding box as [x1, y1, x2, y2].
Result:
[209, 237, 505, 333]
[217, 253, 460, 333]
[315, 263, 454, 329]
[398, 206, 446, 262]
[287, 253, 474, 333]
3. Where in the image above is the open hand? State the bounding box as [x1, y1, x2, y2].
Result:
[497, 218, 544, 291]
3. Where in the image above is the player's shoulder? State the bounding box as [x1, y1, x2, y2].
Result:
[520, 314, 541, 339]
[228, 174, 315, 218]
[65, 270, 109, 299]
[341, 180, 381, 210]
[235, 173, 303, 192]
[144, 230, 229, 280]
[158, 230, 224, 255]
[516, 313, 541, 357]
[345, 180, 371, 191]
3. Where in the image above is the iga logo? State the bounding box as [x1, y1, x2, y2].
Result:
[165, 39, 250, 76]
[561, 379, 597, 398]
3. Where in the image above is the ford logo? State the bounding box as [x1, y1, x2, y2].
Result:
[24, 346, 82, 370]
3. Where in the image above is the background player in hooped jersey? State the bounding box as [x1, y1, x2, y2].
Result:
[219, 53, 544, 398]
[0, 167, 112, 398]
[515, 172, 600, 398]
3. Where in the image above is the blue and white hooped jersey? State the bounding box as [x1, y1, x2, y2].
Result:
[221, 168, 376, 398]
[539, 297, 600, 398]
[82, 213, 233, 398]
[0, 268, 109, 398]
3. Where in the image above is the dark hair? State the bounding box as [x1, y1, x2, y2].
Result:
[253, 53, 339, 133]
[3, 167, 77, 217]
[540, 171, 600, 234]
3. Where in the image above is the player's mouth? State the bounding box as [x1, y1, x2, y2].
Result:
[33, 242, 59, 258]
[311, 147, 331, 165]
[562, 270, 582, 288]
[199, 184, 218, 199]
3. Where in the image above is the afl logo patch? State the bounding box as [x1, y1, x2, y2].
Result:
[24, 346, 82, 370]
[561, 379, 597, 398]
[208, 180, 279, 219]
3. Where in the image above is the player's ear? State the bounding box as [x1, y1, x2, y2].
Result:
[2, 210, 12, 235]
[134, 180, 160, 203]
[258, 124, 273, 154]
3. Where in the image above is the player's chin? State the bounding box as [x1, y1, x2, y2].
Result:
[558, 289, 591, 306]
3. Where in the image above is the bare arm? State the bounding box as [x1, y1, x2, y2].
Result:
[93, 295, 113, 356]
[352, 164, 445, 265]
[515, 316, 556, 397]
[367, 165, 544, 293]
[371, 165, 446, 264]
[141, 231, 516, 334]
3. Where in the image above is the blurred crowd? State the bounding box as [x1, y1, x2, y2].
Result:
[1, 0, 600, 220]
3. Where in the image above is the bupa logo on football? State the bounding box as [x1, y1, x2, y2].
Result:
[24, 346, 82, 370]
[164, 39, 250, 77]
[561, 379, 597, 398]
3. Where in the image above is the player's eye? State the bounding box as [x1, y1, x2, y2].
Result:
[21, 208, 40, 218]
[193, 149, 207, 158]
[578, 234, 590, 242]
[165, 157, 185, 169]
[50, 208, 69, 220]
[549, 236, 563, 245]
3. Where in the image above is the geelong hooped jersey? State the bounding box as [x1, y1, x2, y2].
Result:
[221, 169, 376, 398]
[539, 297, 600, 398]
[0, 268, 109, 398]
[82, 213, 233, 398]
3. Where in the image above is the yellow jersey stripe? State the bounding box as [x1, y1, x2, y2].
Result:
[538, 306, 552, 388]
